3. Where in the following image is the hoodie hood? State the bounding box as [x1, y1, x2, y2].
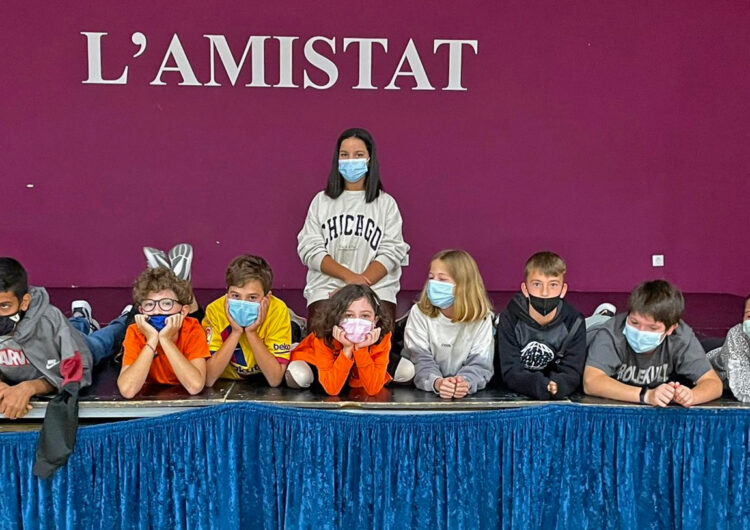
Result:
[13, 286, 50, 343]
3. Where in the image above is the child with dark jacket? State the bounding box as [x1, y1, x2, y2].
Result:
[496, 252, 586, 399]
[0, 257, 126, 419]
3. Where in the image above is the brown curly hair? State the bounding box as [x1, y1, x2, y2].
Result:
[132, 267, 193, 306]
[309, 284, 393, 348]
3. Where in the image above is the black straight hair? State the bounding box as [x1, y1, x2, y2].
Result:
[0, 257, 29, 300]
[324, 128, 383, 203]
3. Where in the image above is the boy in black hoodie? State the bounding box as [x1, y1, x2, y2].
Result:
[495, 251, 586, 399]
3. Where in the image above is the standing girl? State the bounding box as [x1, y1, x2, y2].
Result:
[286, 284, 393, 396]
[404, 249, 494, 399]
[297, 128, 409, 323]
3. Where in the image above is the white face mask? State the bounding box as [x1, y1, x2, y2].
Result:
[339, 318, 373, 343]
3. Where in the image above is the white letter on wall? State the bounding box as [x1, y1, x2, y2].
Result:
[81, 32, 128, 84]
[385, 39, 434, 91]
[303, 37, 338, 90]
[433, 39, 478, 91]
[275, 36, 299, 88]
[204, 35, 270, 87]
[150, 34, 201, 86]
[343, 38, 388, 90]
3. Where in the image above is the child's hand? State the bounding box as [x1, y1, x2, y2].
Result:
[547, 380, 558, 396]
[0, 383, 33, 420]
[159, 314, 184, 343]
[342, 271, 371, 286]
[246, 298, 269, 334]
[135, 314, 158, 340]
[645, 383, 675, 407]
[670, 382, 695, 408]
[332, 326, 355, 358]
[354, 327, 381, 350]
[434, 377, 457, 399]
[453, 375, 470, 399]
[225, 299, 244, 334]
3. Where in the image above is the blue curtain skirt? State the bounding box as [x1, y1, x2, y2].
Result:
[0, 402, 747, 529]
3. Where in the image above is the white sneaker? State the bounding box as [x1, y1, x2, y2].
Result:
[586, 303, 616, 330]
[120, 304, 133, 317]
[592, 303, 616, 318]
[143, 247, 170, 269]
[71, 300, 101, 331]
[168, 243, 193, 281]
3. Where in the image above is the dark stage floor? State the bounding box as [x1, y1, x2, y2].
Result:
[2, 361, 745, 431]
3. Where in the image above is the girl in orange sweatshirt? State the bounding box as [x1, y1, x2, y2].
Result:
[286, 284, 393, 396]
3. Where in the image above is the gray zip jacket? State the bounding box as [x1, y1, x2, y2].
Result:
[11, 287, 93, 390]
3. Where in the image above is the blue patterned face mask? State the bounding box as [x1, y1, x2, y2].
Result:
[743, 320, 750, 338]
[338, 159, 369, 183]
[623, 322, 665, 354]
[427, 280, 455, 309]
[228, 299, 260, 328]
[148, 314, 170, 332]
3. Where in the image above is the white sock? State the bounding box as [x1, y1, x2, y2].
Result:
[287, 360, 314, 388]
[392, 358, 415, 383]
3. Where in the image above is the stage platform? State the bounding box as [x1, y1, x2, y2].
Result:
[3, 361, 746, 428]
[2, 397, 748, 529]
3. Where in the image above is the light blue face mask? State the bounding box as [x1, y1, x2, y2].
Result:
[228, 299, 260, 328]
[743, 320, 750, 338]
[623, 321, 665, 354]
[338, 159, 369, 183]
[427, 280, 455, 309]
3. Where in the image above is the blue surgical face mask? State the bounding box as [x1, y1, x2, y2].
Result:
[743, 320, 750, 338]
[623, 321, 665, 354]
[338, 159, 369, 183]
[228, 299, 260, 328]
[427, 280, 455, 309]
[148, 314, 170, 332]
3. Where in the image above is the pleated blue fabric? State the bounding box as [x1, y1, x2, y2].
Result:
[0, 403, 748, 529]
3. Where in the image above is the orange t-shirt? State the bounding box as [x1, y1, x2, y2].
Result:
[290, 332, 392, 396]
[122, 317, 210, 385]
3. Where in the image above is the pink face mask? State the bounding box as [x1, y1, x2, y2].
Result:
[340, 318, 374, 343]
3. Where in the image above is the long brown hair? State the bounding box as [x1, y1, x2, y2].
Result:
[310, 284, 393, 348]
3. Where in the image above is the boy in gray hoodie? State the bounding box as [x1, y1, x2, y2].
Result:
[0, 257, 126, 419]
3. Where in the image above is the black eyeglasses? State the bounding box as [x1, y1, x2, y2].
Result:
[140, 298, 180, 312]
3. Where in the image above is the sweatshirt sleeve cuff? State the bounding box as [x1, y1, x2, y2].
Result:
[374, 256, 398, 274]
[352, 347, 374, 367]
[334, 352, 355, 369]
[427, 374, 440, 394]
[309, 252, 327, 272]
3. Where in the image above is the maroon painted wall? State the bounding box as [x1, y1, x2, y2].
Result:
[3, 1, 749, 294]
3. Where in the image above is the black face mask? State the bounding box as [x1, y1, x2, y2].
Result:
[0, 310, 24, 336]
[528, 294, 560, 317]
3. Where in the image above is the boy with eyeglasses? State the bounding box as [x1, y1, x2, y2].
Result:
[117, 268, 209, 398]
